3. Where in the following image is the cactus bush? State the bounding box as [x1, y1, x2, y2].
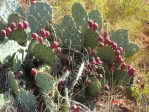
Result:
[0, 0, 142, 111]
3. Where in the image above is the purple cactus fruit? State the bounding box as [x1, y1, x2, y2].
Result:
[17, 22, 24, 30]
[23, 21, 29, 29]
[1, 30, 7, 38]
[51, 41, 59, 49]
[54, 47, 62, 54]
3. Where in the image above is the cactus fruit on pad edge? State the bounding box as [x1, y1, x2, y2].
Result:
[110, 29, 139, 56]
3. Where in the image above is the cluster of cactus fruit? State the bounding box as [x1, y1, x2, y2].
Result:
[0, 0, 143, 111]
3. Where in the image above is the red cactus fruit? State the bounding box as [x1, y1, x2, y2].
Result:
[90, 49, 97, 56]
[120, 62, 127, 71]
[92, 23, 98, 30]
[31, 0, 37, 5]
[115, 49, 121, 56]
[17, 22, 24, 30]
[45, 31, 50, 38]
[111, 42, 118, 50]
[39, 28, 46, 37]
[38, 37, 43, 43]
[128, 67, 135, 77]
[115, 55, 123, 63]
[23, 21, 29, 29]
[103, 30, 109, 39]
[96, 74, 103, 80]
[9, 22, 16, 30]
[32, 33, 38, 40]
[88, 19, 94, 29]
[54, 47, 62, 54]
[117, 47, 124, 54]
[51, 41, 59, 49]
[1, 29, 7, 37]
[95, 57, 102, 65]
[5, 27, 12, 33]
[31, 68, 38, 76]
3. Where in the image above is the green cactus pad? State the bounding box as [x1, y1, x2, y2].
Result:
[31, 43, 55, 64]
[72, 2, 88, 31]
[8, 29, 28, 45]
[96, 46, 115, 64]
[87, 76, 101, 96]
[17, 89, 37, 111]
[28, 39, 38, 50]
[113, 70, 131, 87]
[0, 40, 24, 64]
[84, 28, 99, 49]
[110, 29, 139, 56]
[0, 0, 24, 23]
[8, 13, 21, 24]
[89, 10, 102, 32]
[13, 49, 27, 71]
[28, 1, 53, 33]
[35, 73, 54, 94]
[8, 71, 19, 96]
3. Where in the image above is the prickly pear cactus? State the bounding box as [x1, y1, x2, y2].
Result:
[84, 28, 99, 48]
[8, 13, 21, 24]
[8, 29, 28, 45]
[110, 29, 139, 56]
[8, 71, 19, 96]
[31, 43, 55, 64]
[89, 10, 102, 32]
[17, 89, 37, 111]
[72, 2, 88, 31]
[0, 40, 26, 64]
[87, 76, 101, 96]
[27, 1, 53, 33]
[96, 46, 115, 64]
[113, 70, 131, 87]
[35, 73, 54, 94]
[0, 0, 24, 23]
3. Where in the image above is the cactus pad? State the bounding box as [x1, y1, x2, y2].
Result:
[84, 28, 99, 49]
[31, 43, 55, 64]
[87, 76, 101, 96]
[72, 2, 88, 31]
[113, 70, 131, 87]
[89, 10, 102, 32]
[8, 71, 19, 96]
[8, 13, 21, 24]
[96, 46, 115, 64]
[0, 40, 23, 63]
[35, 73, 54, 94]
[17, 89, 37, 111]
[28, 1, 53, 33]
[110, 29, 139, 56]
[8, 29, 28, 45]
[0, 0, 24, 23]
